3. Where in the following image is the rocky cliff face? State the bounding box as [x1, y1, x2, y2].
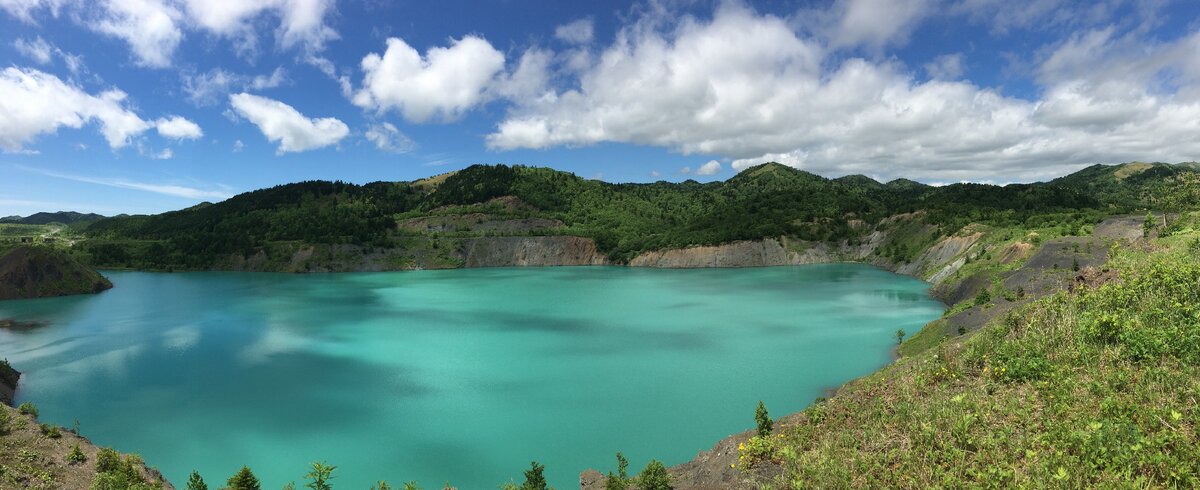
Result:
[457, 236, 609, 267]
[626, 230, 978, 295]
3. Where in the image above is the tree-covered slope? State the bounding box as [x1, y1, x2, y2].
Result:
[76, 162, 1200, 270]
[0, 246, 112, 300]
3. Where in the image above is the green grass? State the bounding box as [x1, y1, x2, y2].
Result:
[740, 232, 1200, 488]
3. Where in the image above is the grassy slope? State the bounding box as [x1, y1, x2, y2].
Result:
[0, 403, 171, 489]
[741, 225, 1200, 488]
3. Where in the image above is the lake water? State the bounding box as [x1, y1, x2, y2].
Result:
[0, 265, 942, 489]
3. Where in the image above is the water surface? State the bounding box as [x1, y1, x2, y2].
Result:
[0, 265, 942, 489]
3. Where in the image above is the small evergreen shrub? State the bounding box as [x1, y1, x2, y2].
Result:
[186, 471, 207, 490]
[755, 400, 773, 437]
[635, 460, 672, 490]
[68, 444, 87, 464]
[226, 466, 261, 490]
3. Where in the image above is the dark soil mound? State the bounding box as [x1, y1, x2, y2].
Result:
[0, 246, 112, 300]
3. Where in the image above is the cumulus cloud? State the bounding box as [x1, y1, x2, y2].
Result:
[364, 122, 415, 153]
[0, 66, 200, 151]
[90, 0, 184, 68]
[680, 160, 723, 176]
[180, 0, 337, 55]
[695, 160, 722, 175]
[489, 4, 1200, 183]
[352, 35, 506, 123]
[229, 92, 348, 154]
[555, 18, 594, 44]
[154, 115, 203, 139]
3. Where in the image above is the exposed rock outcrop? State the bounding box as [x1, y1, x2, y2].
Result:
[457, 236, 608, 267]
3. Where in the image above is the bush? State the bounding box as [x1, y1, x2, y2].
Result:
[226, 466, 261, 490]
[520, 461, 549, 490]
[92, 447, 157, 490]
[304, 461, 336, 490]
[40, 423, 62, 438]
[736, 435, 778, 470]
[68, 444, 86, 464]
[635, 460, 672, 490]
[186, 471, 208, 490]
[1078, 259, 1200, 363]
[604, 452, 630, 490]
[755, 400, 773, 437]
[17, 401, 38, 417]
[974, 288, 991, 306]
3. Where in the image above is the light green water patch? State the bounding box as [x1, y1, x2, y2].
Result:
[0, 264, 942, 489]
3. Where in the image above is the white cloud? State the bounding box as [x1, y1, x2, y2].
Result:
[0, 0, 64, 23]
[229, 92, 349, 154]
[252, 67, 287, 89]
[489, 4, 1200, 183]
[154, 115, 203, 139]
[11, 36, 85, 74]
[180, 0, 337, 55]
[232, 139, 244, 152]
[183, 67, 288, 106]
[679, 161, 722, 176]
[4, 0, 339, 69]
[364, 122, 415, 153]
[90, 0, 184, 68]
[925, 53, 964, 80]
[0, 66, 199, 151]
[555, 18, 594, 44]
[352, 35, 506, 123]
[695, 160, 722, 175]
[491, 48, 554, 102]
[800, 0, 932, 51]
[12, 36, 52, 63]
[650, 170, 661, 178]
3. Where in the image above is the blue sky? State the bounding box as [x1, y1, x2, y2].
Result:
[1, 0, 1199, 216]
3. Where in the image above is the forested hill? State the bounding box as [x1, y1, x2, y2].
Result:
[0, 211, 106, 226]
[79, 161, 1200, 270]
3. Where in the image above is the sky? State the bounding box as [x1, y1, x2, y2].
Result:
[1, 0, 1199, 216]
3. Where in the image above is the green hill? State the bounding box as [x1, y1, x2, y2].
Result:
[77, 162, 1200, 271]
[0, 246, 113, 300]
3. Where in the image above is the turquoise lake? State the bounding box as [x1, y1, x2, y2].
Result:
[0, 265, 942, 489]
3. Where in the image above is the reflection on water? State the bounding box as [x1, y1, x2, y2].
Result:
[0, 264, 943, 489]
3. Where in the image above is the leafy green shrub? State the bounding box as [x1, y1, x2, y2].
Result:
[1078, 260, 1200, 363]
[736, 435, 778, 470]
[604, 452, 630, 490]
[974, 288, 991, 306]
[40, 423, 61, 438]
[92, 447, 159, 490]
[755, 401, 773, 437]
[68, 444, 86, 464]
[17, 401, 38, 417]
[635, 460, 672, 490]
[304, 462, 336, 490]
